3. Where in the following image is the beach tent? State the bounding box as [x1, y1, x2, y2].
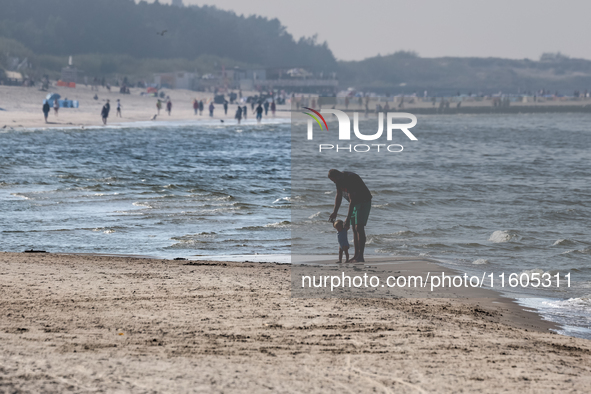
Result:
[44, 93, 78, 108]
[58, 100, 79, 108]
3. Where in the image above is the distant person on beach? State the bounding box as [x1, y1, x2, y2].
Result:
[209, 102, 215, 117]
[42, 100, 50, 123]
[270, 100, 276, 117]
[242, 105, 247, 120]
[156, 99, 162, 115]
[235, 106, 243, 124]
[53, 99, 59, 116]
[333, 219, 350, 263]
[254, 103, 263, 123]
[328, 169, 372, 263]
[116, 99, 122, 117]
[101, 100, 110, 125]
[223, 100, 228, 115]
[199, 100, 204, 115]
[166, 99, 172, 116]
[193, 99, 198, 115]
[263, 100, 269, 115]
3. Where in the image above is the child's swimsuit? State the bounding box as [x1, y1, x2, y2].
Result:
[337, 229, 349, 249]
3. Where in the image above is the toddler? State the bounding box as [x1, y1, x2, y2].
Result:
[333, 220, 350, 263]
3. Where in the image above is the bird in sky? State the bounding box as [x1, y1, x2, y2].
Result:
[157, 30, 168, 36]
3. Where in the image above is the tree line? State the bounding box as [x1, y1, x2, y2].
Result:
[0, 0, 336, 71]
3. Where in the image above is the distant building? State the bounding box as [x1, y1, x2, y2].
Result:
[154, 72, 196, 90]
[61, 66, 78, 84]
[171, 0, 184, 6]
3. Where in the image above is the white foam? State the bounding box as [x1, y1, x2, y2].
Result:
[264, 221, 291, 228]
[132, 202, 153, 208]
[553, 239, 574, 246]
[488, 230, 513, 243]
[308, 212, 322, 219]
[273, 197, 291, 204]
[472, 258, 489, 265]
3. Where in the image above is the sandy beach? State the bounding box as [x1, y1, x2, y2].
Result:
[1, 252, 590, 393]
[0, 85, 290, 130]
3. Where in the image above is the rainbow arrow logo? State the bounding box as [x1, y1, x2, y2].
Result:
[302, 107, 328, 130]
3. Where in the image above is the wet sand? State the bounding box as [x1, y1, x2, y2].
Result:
[1, 252, 590, 392]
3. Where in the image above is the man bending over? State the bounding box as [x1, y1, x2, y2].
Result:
[328, 169, 372, 263]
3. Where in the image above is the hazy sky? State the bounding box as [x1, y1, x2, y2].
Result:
[146, 0, 591, 61]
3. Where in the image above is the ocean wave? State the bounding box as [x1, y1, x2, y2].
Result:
[10, 193, 31, 200]
[273, 197, 291, 204]
[553, 239, 576, 246]
[167, 239, 208, 248]
[561, 248, 591, 256]
[132, 202, 154, 208]
[56, 173, 78, 179]
[264, 221, 291, 228]
[214, 195, 235, 201]
[472, 259, 489, 265]
[238, 221, 291, 231]
[488, 230, 519, 243]
[392, 230, 418, 237]
[542, 295, 591, 311]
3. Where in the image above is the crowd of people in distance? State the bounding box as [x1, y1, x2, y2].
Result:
[42, 89, 282, 125]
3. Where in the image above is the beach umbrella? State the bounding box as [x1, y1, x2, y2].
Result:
[46, 93, 61, 101]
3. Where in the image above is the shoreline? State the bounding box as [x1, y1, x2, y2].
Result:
[3, 84, 591, 132]
[1, 251, 589, 392]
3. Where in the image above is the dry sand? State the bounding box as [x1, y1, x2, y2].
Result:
[1, 252, 590, 393]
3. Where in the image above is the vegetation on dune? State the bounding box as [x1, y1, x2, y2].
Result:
[338, 51, 591, 94]
[0, 37, 255, 81]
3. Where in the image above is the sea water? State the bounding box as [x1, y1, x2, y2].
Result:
[0, 114, 589, 338]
